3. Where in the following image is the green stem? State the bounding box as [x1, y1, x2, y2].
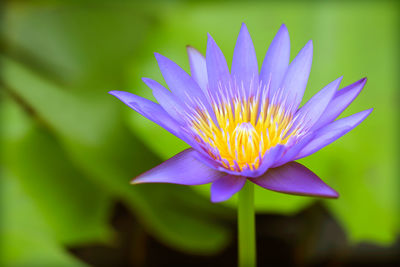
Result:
[238, 180, 256, 267]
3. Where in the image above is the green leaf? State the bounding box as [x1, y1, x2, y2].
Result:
[2, 96, 113, 245]
[0, 172, 87, 267]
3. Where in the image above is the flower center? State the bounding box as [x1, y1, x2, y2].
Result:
[233, 122, 258, 148]
[186, 86, 298, 172]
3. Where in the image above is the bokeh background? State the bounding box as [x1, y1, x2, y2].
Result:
[1, 0, 399, 266]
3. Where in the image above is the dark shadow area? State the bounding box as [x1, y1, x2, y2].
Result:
[70, 202, 400, 267]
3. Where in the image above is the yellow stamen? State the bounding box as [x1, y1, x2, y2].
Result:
[189, 95, 297, 172]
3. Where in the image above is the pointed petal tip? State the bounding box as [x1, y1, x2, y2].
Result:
[207, 33, 218, 45]
[251, 162, 341, 199]
[330, 189, 340, 199]
[298, 40, 313, 60]
[186, 45, 196, 51]
[206, 33, 214, 44]
[292, 39, 313, 62]
[298, 40, 313, 54]
[359, 77, 367, 86]
[240, 22, 249, 31]
[154, 52, 166, 61]
[130, 178, 140, 185]
[317, 185, 340, 199]
[278, 24, 289, 35]
[141, 77, 158, 89]
[237, 23, 251, 38]
[331, 76, 344, 87]
[331, 76, 344, 89]
[130, 176, 157, 185]
[129, 149, 224, 186]
[272, 23, 289, 42]
[108, 90, 129, 98]
[130, 175, 148, 185]
[108, 90, 118, 96]
[154, 52, 165, 62]
[299, 185, 340, 199]
[141, 77, 150, 83]
[349, 77, 367, 89]
[186, 45, 196, 54]
[358, 108, 374, 118]
[186, 45, 203, 55]
[306, 39, 313, 49]
[352, 78, 368, 93]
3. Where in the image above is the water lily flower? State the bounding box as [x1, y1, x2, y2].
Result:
[110, 23, 371, 203]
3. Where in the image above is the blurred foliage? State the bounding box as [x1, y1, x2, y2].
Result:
[1, 0, 399, 265]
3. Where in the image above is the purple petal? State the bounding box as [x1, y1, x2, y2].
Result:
[279, 40, 313, 112]
[154, 53, 211, 111]
[109, 90, 181, 136]
[250, 162, 339, 198]
[206, 33, 232, 94]
[296, 109, 373, 159]
[142, 78, 185, 123]
[132, 149, 226, 185]
[311, 78, 367, 131]
[260, 24, 290, 97]
[192, 149, 222, 170]
[187, 46, 208, 92]
[231, 23, 258, 95]
[250, 144, 286, 177]
[293, 76, 342, 132]
[210, 176, 247, 202]
[272, 133, 315, 167]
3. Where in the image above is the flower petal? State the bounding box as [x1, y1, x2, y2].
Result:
[250, 144, 286, 177]
[311, 78, 367, 131]
[231, 23, 258, 95]
[293, 76, 342, 132]
[142, 78, 185, 123]
[279, 40, 313, 112]
[187, 46, 208, 92]
[131, 149, 225, 185]
[250, 162, 339, 198]
[210, 176, 247, 202]
[109, 90, 181, 136]
[206, 33, 232, 95]
[154, 53, 211, 111]
[271, 133, 315, 167]
[296, 109, 373, 159]
[260, 24, 290, 97]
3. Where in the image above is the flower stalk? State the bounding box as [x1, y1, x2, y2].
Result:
[238, 181, 256, 267]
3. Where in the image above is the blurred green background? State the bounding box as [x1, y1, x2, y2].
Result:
[1, 0, 399, 266]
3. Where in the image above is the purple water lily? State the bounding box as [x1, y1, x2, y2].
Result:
[110, 23, 371, 203]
